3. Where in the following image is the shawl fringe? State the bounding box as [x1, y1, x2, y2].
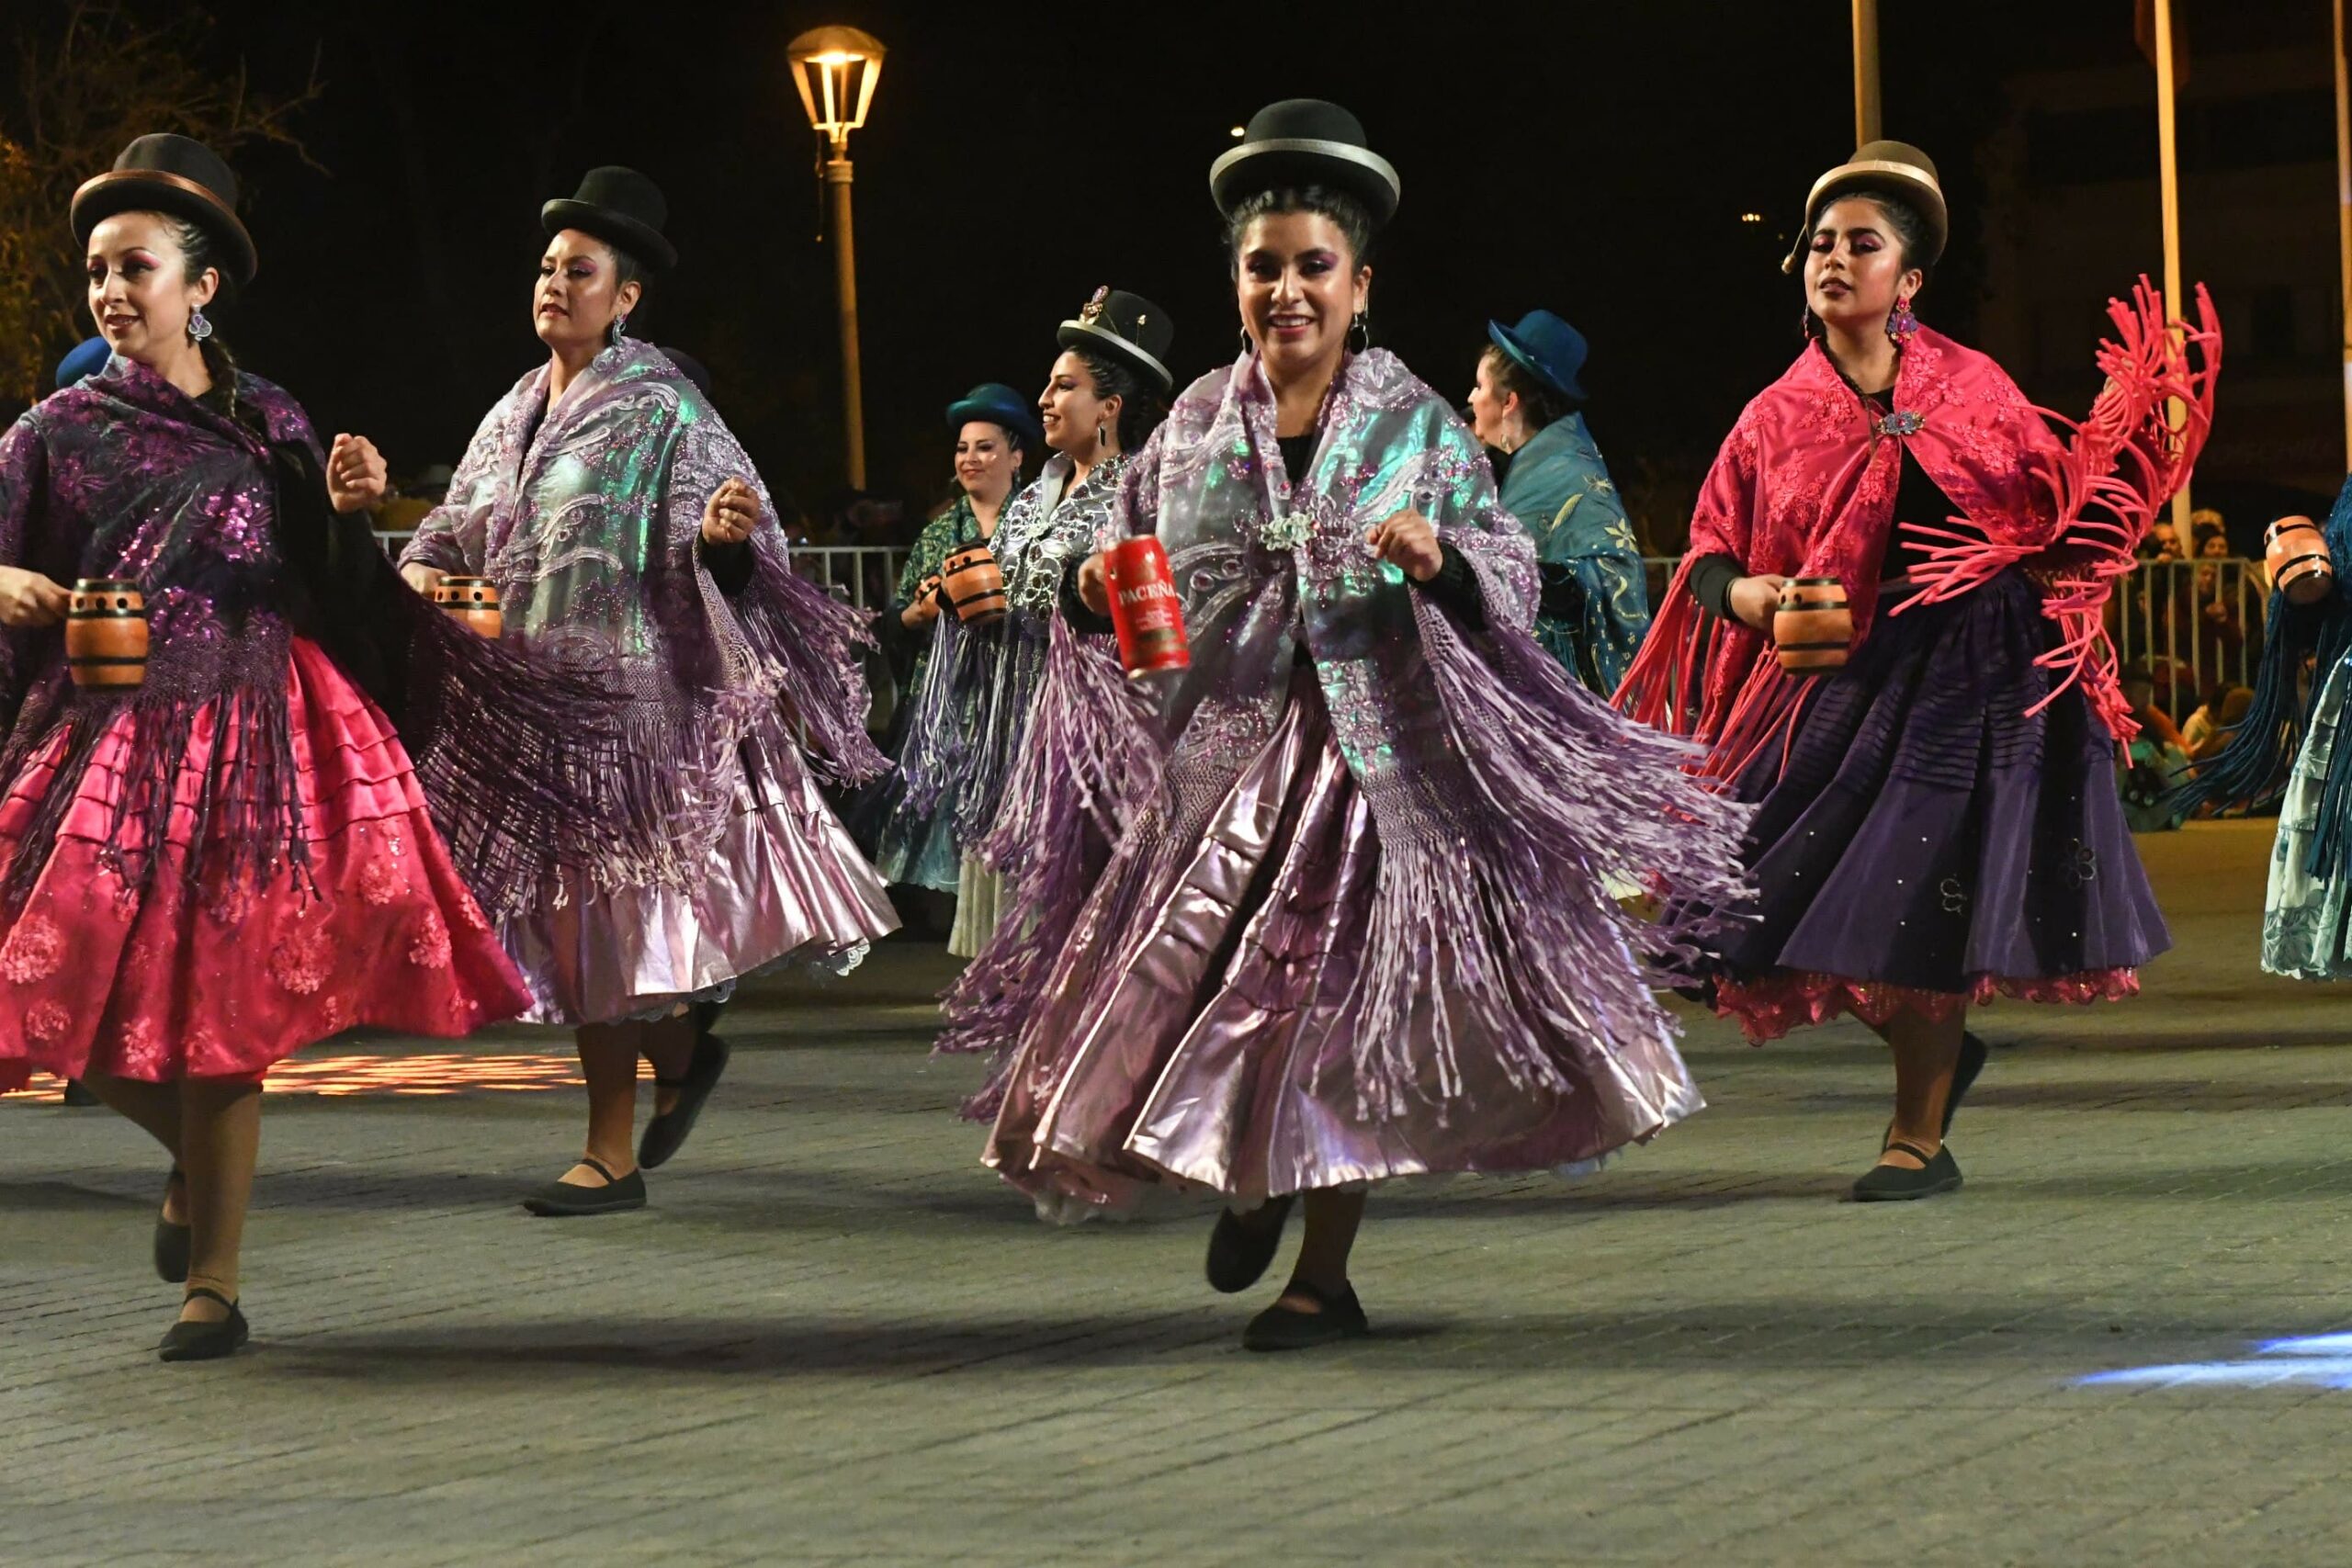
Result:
[731, 544, 888, 787]
[1894, 278, 2223, 741]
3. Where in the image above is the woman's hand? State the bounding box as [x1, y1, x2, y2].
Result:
[1077, 552, 1110, 615]
[1729, 573, 1791, 632]
[1365, 510, 1444, 582]
[702, 478, 760, 547]
[0, 566, 70, 628]
[901, 575, 944, 628]
[401, 562, 447, 595]
[327, 434, 390, 514]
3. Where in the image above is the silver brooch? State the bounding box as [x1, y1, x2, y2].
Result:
[1255, 511, 1313, 552]
[1876, 410, 1925, 436]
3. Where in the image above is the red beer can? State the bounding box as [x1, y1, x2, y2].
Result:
[1105, 536, 1190, 679]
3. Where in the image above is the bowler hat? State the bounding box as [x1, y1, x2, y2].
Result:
[1782, 141, 1946, 275]
[544, 166, 676, 271]
[1211, 99, 1400, 229]
[1057, 288, 1175, 397]
[71, 134, 257, 285]
[54, 336, 110, 390]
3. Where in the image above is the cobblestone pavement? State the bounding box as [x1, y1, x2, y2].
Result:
[6, 821, 2352, 1566]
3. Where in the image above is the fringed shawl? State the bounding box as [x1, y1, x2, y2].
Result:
[1502, 411, 1650, 693]
[0, 357, 632, 916]
[401, 342, 885, 895]
[940, 348, 1752, 1123]
[1615, 281, 2220, 781]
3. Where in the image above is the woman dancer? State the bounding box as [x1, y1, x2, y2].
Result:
[0, 136, 589, 1357]
[1468, 309, 1648, 693]
[954, 100, 1748, 1349]
[900, 292, 1173, 959]
[389, 167, 898, 1214]
[2181, 482, 2352, 975]
[868, 384, 1036, 899]
[1616, 141, 2219, 1199]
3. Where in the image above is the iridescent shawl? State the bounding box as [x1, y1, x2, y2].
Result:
[944, 348, 1752, 1121]
[1616, 286, 2220, 779]
[899, 449, 1128, 840]
[1500, 412, 1648, 694]
[0, 356, 625, 913]
[401, 342, 885, 884]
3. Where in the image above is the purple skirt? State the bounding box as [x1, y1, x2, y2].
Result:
[982, 666, 1702, 1214]
[1713, 570, 2166, 1041]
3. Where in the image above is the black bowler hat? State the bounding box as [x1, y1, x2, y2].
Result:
[1057, 288, 1176, 397]
[1488, 310, 1589, 403]
[1781, 141, 1947, 275]
[71, 134, 257, 284]
[1211, 99, 1400, 229]
[945, 382, 1044, 448]
[543, 166, 676, 271]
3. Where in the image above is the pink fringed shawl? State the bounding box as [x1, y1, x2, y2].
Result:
[1616, 280, 2220, 778]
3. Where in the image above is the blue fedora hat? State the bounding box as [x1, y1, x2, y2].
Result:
[1487, 310, 1589, 403]
[54, 336, 109, 389]
[944, 381, 1043, 448]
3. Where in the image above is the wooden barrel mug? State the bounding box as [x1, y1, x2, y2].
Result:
[65, 578, 148, 690]
[2265, 514, 2335, 606]
[942, 544, 1008, 626]
[429, 576, 503, 638]
[1774, 576, 1852, 676]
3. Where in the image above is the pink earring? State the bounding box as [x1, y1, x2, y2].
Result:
[1887, 294, 1920, 345]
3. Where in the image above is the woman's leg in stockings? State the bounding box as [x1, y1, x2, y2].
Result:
[571, 1020, 644, 1182]
[79, 1071, 187, 1224]
[175, 1077, 261, 1323]
[1873, 1005, 1965, 1169]
[641, 1010, 696, 1120]
[1278, 1189, 1367, 1311]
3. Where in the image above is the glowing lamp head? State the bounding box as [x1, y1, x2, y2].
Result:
[787, 26, 886, 150]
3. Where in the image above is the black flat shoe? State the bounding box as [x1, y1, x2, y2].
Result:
[1943, 1032, 1989, 1137]
[639, 1031, 730, 1171]
[158, 1287, 249, 1363]
[61, 1077, 100, 1107]
[522, 1156, 648, 1216]
[1205, 1196, 1294, 1294]
[1242, 1279, 1371, 1352]
[153, 1167, 190, 1283]
[1851, 1140, 1963, 1202]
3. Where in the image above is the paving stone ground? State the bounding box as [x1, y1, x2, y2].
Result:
[6, 820, 2352, 1566]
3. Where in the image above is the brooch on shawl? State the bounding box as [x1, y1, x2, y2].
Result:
[1253, 511, 1315, 552]
[1876, 410, 1925, 437]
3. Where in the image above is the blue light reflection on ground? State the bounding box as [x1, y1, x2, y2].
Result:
[2078, 1333, 2352, 1389]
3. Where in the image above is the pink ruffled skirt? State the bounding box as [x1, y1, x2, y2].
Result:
[0, 638, 531, 1089]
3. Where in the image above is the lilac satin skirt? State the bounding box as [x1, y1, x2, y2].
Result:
[984, 669, 1702, 1213]
[500, 750, 898, 1026]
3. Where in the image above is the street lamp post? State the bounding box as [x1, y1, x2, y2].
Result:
[787, 26, 886, 491]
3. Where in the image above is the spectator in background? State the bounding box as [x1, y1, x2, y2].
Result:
[2119, 662, 2191, 832]
[2121, 663, 2186, 751]
[2184, 682, 2256, 762]
[2188, 506, 2227, 558]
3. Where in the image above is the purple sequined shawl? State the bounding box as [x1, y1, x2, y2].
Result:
[401, 343, 885, 884]
[0, 358, 324, 901]
[944, 349, 1753, 1121]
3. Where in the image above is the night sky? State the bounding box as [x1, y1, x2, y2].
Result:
[12, 0, 2332, 530]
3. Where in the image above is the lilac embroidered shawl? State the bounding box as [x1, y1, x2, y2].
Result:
[401, 342, 885, 885]
[947, 348, 1753, 1120]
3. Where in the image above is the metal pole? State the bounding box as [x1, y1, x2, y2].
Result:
[826, 148, 866, 490]
[1852, 0, 1882, 144]
[2335, 0, 2352, 468]
[2154, 0, 2190, 527]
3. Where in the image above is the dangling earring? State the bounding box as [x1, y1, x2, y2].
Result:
[1237, 328, 1252, 358]
[608, 313, 629, 346]
[1799, 305, 1821, 342]
[1096, 420, 1110, 454]
[1349, 310, 1371, 354]
[187, 306, 213, 344]
[1886, 294, 1919, 345]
